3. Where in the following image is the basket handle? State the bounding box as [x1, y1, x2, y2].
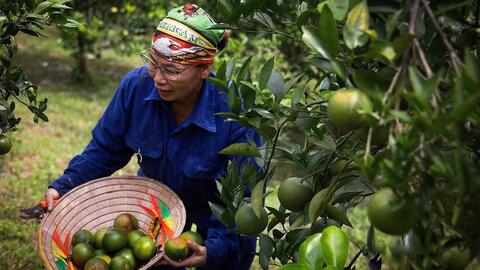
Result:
[138, 248, 165, 270]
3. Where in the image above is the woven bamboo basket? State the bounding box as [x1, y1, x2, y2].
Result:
[37, 176, 186, 270]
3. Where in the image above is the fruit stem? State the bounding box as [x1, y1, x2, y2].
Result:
[364, 127, 373, 163]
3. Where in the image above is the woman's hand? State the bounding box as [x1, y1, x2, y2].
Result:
[156, 240, 207, 268]
[45, 188, 60, 211]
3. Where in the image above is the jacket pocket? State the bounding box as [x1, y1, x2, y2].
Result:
[183, 155, 222, 180]
[127, 135, 163, 177]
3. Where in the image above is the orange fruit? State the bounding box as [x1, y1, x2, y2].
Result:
[127, 229, 145, 249]
[93, 254, 111, 264]
[278, 177, 313, 212]
[164, 237, 189, 261]
[234, 203, 268, 235]
[0, 134, 12, 155]
[72, 229, 95, 247]
[327, 88, 372, 132]
[102, 228, 127, 254]
[132, 236, 156, 261]
[110, 255, 132, 270]
[179, 231, 203, 245]
[114, 213, 139, 234]
[94, 227, 109, 249]
[367, 188, 417, 235]
[72, 243, 95, 267]
[84, 257, 109, 270]
[115, 248, 137, 269]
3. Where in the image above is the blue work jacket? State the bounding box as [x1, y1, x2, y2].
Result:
[49, 66, 261, 269]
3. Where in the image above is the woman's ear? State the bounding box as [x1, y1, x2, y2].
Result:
[200, 64, 213, 79]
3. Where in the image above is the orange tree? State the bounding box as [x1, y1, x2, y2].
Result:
[208, 0, 480, 269]
[0, 0, 81, 154]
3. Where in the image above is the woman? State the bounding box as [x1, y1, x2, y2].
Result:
[45, 4, 261, 269]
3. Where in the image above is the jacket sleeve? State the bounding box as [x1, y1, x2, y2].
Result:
[49, 78, 135, 195]
[203, 123, 263, 269]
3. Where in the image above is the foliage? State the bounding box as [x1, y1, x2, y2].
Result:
[0, 0, 81, 141]
[209, 0, 480, 269]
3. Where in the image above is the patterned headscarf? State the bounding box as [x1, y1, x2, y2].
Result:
[152, 3, 230, 65]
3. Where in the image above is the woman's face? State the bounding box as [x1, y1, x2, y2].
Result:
[145, 49, 211, 105]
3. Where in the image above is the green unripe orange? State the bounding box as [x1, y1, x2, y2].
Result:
[278, 177, 313, 212]
[367, 188, 417, 235]
[327, 88, 373, 132]
[235, 203, 268, 235]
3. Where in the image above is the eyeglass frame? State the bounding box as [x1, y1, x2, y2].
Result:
[140, 49, 194, 80]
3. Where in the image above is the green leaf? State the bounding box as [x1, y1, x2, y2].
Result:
[302, 8, 339, 62]
[237, 56, 252, 81]
[268, 70, 285, 101]
[316, 135, 336, 153]
[253, 12, 274, 29]
[385, 10, 403, 40]
[218, 143, 261, 157]
[366, 40, 396, 64]
[216, 60, 227, 80]
[226, 57, 236, 81]
[464, 50, 480, 83]
[259, 57, 275, 89]
[283, 73, 304, 100]
[408, 68, 442, 101]
[309, 188, 329, 223]
[322, 266, 341, 270]
[352, 69, 390, 94]
[35, 1, 53, 13]
[343, 0, 370, 49]
[320, 226, 349, 268]
[319, 7, 340, 55]
[252, 180, 265, 219]
[259, 233, 274, 257]
[318, 0, 349, 21]
[307, 57, 334, 73]
[52, 3, 72, 9]
[299, 233, 325, 269]
[278, 264, 310, 270]
[208, 202, 234, 227]
[326, 205, 353, 228]
[331, 60, 347, 81]
[433, 0, 472, 12]
[331, 191, 362, 205]
[207, 77, 228, 92]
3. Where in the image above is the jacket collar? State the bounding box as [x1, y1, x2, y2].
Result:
[144, 78, 216, 133]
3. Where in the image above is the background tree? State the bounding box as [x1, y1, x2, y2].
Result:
[0, 0, 81, 154]
[207, 0, 480, 269]
[58, 0, 185, 80]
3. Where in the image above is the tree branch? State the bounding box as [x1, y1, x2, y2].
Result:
[382, 0, 421, 104]
[413, 39, 433, 78]
[422, 0, 464, 73]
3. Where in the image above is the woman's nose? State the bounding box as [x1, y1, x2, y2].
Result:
[154, 68, 167, 84]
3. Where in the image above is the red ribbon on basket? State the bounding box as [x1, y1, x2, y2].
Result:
[51, 225, 77, 270]
[140, 193, 174, 246]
